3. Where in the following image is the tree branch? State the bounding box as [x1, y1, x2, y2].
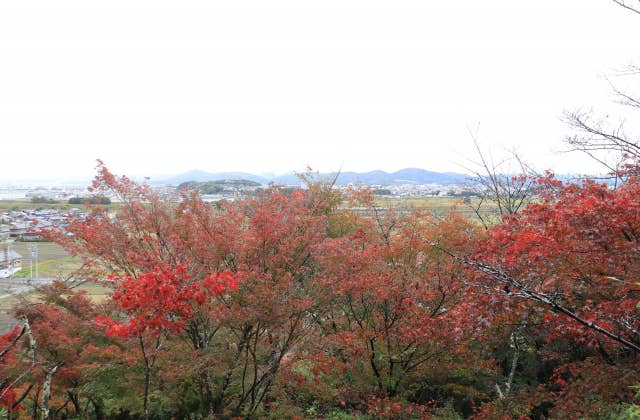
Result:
[611, 0, 640, 16]
[429, 240, 640, 354]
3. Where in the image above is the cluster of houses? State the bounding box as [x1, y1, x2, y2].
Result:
[362, 183, 475, 197]
[0, 208, 85, 241]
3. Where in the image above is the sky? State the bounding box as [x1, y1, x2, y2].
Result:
[1, 0, 639, 181]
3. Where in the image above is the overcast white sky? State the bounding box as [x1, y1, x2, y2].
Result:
[1, 0, 639, 180]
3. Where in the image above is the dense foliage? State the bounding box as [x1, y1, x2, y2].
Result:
[29, 196, 58, 204]
[177, 179, 262, 195]
[1, 161, 639, 419]
[67, 196, 111, 205]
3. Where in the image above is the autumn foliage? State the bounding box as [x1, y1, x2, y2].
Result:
[481, 174, 640, 353]
[1, 162, 639, 418]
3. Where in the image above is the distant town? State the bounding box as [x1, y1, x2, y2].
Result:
[0, 168, 481, 279]
[0, 167, 477, 201]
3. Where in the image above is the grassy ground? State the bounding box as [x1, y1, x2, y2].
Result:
[74, 281, 112, 303]
[0, 241, 95, 332]
[0, 281, 111, 333]
[0, 200, 79, 212]
[0, 287, 40, 333]
[8, 242, 81, 280]
[10, 241, 72, 262]
[0, 199, 121, 212]
[374, 196, 465, 208]
[0, 303, 23, 333]
[0, 280, 111, 332]
[13, 257, 80, 279]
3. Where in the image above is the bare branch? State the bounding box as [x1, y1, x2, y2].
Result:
[564, 108, 640, 182]
[463, 131, 537, 220]
[610, 0, 640, 16]
[607, 77, 640, 109]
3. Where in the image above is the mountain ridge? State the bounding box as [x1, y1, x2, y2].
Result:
[160, 168, 469, 186]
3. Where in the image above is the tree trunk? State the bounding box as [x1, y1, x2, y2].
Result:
[143, 363, 151, 420]
[41, 364, 59, 420]
[212, 324, 252, 415]
[89, 397, 105, 420]
[68, 391, 81, 417]
[504, 333, 520, 397]
[139, 333, 162, 420]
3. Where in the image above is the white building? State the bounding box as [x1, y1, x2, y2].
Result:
[0, 248, 22, 278]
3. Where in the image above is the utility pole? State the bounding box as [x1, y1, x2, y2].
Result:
[7, 242, 12, 281]
[34, 245, 38, 281]
[28, 244, 38, 284]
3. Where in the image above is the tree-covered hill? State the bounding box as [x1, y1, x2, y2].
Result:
[177, 179, 262, 194]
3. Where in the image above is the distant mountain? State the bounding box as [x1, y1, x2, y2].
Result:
[388, 168, 468, 185]
[274, 168, 467, 186]
[160, 168, 469, 186]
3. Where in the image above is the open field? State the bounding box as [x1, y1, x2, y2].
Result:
[8, 241, 82, 280]
[10, 241, 72, 262]
[0, 241, 88, 332]
[0, 280, 111, 333]
[0, 300, 27, 333]
[0, 200, 81, 212]
[2, 196, 495, 217]
[74, 281, 112, 303]
[0, 199, 122, 212]
[373, 195, 501, 221]
[375, 195, 472, 212]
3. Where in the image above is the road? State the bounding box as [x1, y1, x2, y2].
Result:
[0, 278, 54, 299]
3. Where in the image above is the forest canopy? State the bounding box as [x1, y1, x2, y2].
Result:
[1, 153, 639, 418]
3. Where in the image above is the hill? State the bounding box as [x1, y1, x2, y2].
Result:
[162, 170, 268, 185]
[273, 168, 468, 186]
[161, 168, 469, 186]
[177, 179, 262, 194]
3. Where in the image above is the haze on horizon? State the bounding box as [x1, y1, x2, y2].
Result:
[1, 0, 639, 181]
